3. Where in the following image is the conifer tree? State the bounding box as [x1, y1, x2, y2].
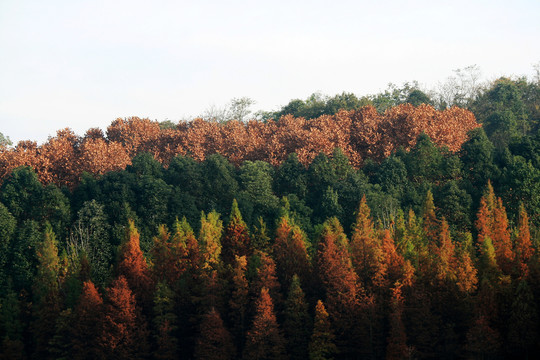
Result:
[273, 215, 311, 291]
[117, 220, 153, 311]
[435, 218, 457, 283]
[0, 289, 26, 360]
[309, 300, 337, 360]
[422, 190, 438, 245]
[283, 275, 310, 360]
[243, 287, 287, 360]
[32, 223, 61, 360]
[507, 280, 538, 357]
[153, 282, 178, 360]
[491, 197, 513, 274]
[317, 218, 364, 357]
[100, 276, 150, 360]
[350, 198, 384, 290]
[250, 251, 282, 313]
[194, 307, 236, 360]
[222, 199, 251, 265]
[199, 211, 224, 270]
[229, 255, 249, 351]
[173, 216, 201, 274]
[514, 203, 533, 277]
[72, 281, 104, 360]
[386, 285, 408, 360]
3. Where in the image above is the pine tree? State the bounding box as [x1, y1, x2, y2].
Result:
[309, 300, 337, 360]
[243, 287, 287, 360]
[283, 275, 310, 360]
[194, 307, 236, 360]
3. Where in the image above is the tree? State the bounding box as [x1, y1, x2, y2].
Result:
[0, 131, 12, 147]
[0, 203, 16, 294]
[194, 308, 236, 360]
[68, 200, 112, 287]
[116, 220, 153, 311]
[243, 287, 287, 360]
[273, 215, 311, 291]
[228, 255, 249, 351]
[283, 275, 310, 360]
[308, 300, 337, 360]
[317, 218, 364, 357]
[386, 285, 408, 360]
[222, 200, 251, 265]
[153, 282, 178, 360]
[72, 281, 104, 360]
[32, 223, 61, 359]
[350, 196, 385, 290]
[514, 203, 533, 277]
[100, 276, 149, 360]
[198, 211, 224, 270]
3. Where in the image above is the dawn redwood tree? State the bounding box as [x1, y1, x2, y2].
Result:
[228, 255, 249, 351]
[308, 300, 337, 360]
[194, 307, 236, 360]
[152, 282, 178, 360]
[349, 196, 385, 290]
[386, 285, 408, 360]
[491, 197, 513, 274]
[32, 223, 61, 360]
[273, 215, 311, 292]
[72, 281, 104, 360]
[117, 220, 153, 312]
[100, 276, 150, 360]
[243, 287, 287, 360]
[198, 211, 224, 271]
[283, 275, 310, 360]
[221, 199, 251, 265]
[514, 203, 533, 277]
[317, 217, 366, 357]
[250, 251, 282, 314]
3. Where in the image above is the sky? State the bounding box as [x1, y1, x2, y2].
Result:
[1, 0, 539, 144]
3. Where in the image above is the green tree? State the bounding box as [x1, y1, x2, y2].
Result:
[283, 275, 310, 360]
[0, 203, 16, 294]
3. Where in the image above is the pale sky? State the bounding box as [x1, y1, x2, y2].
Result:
[1, 0, 539, 144]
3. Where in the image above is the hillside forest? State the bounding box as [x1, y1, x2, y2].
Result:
[0, 74, 540, 359]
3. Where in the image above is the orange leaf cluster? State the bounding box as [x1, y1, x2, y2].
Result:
[0, 105, 479, 188]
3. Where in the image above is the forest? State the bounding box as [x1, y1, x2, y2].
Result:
[0, 74, 540, 359]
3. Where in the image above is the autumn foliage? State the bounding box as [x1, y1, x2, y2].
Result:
[0, 104, 479, 188]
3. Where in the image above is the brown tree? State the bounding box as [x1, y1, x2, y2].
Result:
[243, 287, 287, 360]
